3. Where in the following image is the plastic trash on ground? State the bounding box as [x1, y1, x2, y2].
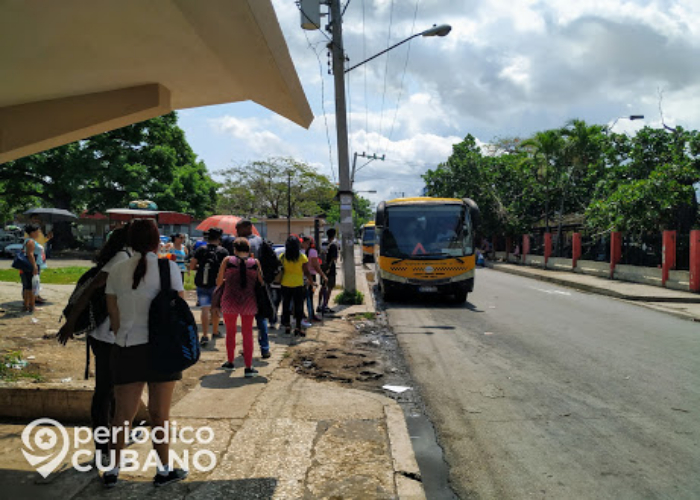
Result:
[382, 385, 411, 394]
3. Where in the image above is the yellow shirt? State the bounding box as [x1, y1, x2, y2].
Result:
[24, 230, 49, 246]
[280, 253, 308, 288]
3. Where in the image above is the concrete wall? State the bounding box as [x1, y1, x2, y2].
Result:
[524, 255, 544, 266]
[495, 251, 506, 261]
[574, 260, 609, 278]
[667, 270, 690, 291]
[546, 257, 572, 271]
[614, 264, 662, 287]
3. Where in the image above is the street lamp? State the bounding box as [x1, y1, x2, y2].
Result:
[607, 115, 644, 133]
[328, 0, 451, 294]
[345, 24, 452, 73]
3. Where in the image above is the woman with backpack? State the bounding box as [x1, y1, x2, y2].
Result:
[57, 224, 131, 463]
[216, 237, 263, 377]
[301, 236, 327, 323]
[280, 236, 314, 337]
[104, 219, 187, 489]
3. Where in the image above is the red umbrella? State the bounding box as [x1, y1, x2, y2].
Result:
[196, 215, 260, 236]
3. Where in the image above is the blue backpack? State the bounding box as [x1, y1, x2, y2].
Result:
[149, 259, 200, 373]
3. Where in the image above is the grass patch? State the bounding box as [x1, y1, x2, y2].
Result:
[0, 350, 45, 382]
[334, 290, 364, 305]
[359, 312, 375, 320]
[0, 266, 90, 285]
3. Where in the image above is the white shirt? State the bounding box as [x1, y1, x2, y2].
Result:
[105, 252, 184, 347]
[89, 249, 131, 344]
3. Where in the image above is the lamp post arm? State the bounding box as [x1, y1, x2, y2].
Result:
[345, 33, 421, 73]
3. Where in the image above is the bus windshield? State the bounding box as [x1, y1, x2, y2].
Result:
[362, 227, 375, 245]
[381, 204, 473, 259]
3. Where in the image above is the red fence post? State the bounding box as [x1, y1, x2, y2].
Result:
[572, 233, 581, 269]
[544, 233, 552, 267]
[610, 231, 622, 279]
[505, 236, 512, 261]
[662, 230, 677, 287]
[523, 235, 530, 264]
[690, 230, 700, 292]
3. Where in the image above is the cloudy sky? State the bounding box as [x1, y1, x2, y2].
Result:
[178, 0, 700, 206]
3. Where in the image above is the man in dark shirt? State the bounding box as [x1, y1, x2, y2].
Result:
[190, 227, 228, 346]
[318, 228, 339, 313]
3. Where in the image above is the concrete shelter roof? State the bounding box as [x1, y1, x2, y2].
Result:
[0, 0, 313, 163]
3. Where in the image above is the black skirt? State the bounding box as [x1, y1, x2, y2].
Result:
[110, 343, 182, 385]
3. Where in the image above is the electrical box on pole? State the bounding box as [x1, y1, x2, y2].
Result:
[300, 0, 321, 30]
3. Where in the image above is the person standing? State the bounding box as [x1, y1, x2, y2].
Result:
[20, 224, 46, 312]
[302, 237, 326, 323]
[57, 225, 131, 460]
[229, 219, 272, 359]
[104, 219, 186, 488]
[216, 237, 263, 376]
[168, 233, 189, 283]
[190, 228, 228, 346]
[318, 228, 339, 314]
[280, 236, 313, 336]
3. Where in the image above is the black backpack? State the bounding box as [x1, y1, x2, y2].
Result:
[149, 259, 200, 373]
[258, 240, 281, 284]
[195, 245, 220, 288]
[62, 267, 108, 337]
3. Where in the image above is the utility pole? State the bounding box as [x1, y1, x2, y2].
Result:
[329, 0, 356, 294]
[287, 170, 292, 237]
[351, 151, 385, 186]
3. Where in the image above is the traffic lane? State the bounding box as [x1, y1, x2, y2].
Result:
[386, 268, 700, 499]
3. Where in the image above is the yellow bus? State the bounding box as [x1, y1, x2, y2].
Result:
[374, 197, 480, 303]
[360, 221, 376, 263]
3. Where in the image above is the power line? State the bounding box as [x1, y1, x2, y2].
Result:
[377, 0, 396, 152]
[303, 28, 337, 183]
[385, 0, 420, 153]
[341, 0, 352, 18]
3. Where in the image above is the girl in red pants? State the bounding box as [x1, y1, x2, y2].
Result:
[216, 237, 263, 377]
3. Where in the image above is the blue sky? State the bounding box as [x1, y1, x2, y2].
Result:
[178, 0, 700, 206]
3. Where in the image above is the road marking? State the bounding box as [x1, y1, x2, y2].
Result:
[529, 286, 571, 296]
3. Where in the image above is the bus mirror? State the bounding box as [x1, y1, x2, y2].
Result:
[375, 202, 386, 226]
[464, 198, 480, 230]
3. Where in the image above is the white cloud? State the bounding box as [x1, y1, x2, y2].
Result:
[209, 116, 297, 158]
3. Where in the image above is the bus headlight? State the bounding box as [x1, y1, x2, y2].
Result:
[378, 269, 409, 284]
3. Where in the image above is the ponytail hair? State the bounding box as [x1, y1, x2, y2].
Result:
[128, 219, 160, 289]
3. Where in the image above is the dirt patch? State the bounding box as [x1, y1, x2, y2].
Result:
[0, 284, 214, 407]
[281, 313, 393, 392]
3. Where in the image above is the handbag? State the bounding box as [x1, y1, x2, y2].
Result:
[211, 283, 224, 309]
[255, 282, 274, 320]
[273, 255, 284, 285]
[12, 252, 34, 273]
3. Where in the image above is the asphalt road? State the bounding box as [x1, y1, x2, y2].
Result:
[385, 268, 700, 500]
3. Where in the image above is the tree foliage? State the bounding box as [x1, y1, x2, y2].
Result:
[0, 113, 218, 220]
[217, 157, 337, 219]
[424, 122, 700, 238]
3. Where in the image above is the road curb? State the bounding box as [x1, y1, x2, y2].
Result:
[488, 263, 700, 303]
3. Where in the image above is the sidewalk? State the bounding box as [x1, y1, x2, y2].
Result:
[0, 258, 425, 499]
[490, 261, 700, 321]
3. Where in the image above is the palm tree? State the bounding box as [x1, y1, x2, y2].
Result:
[520, 130, 565, 234]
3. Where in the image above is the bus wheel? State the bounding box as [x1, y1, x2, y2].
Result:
[381, 281, 397, 302]
[453, 290, 468, 304]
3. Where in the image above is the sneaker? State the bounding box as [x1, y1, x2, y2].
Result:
[311, 316, 323, 322]
[261, 350, 271, 359]
[212, 332, 225, 339]
[102, 472, 119, 489]
[221, 361, 235, 371]
[244, 367, 259, 378]
[153, 468, 189, 487]
[321, 307, 335, 314]
[316, 306, 323, 313]
[301, 319, 312, 328]
[200, 335, 209, 347]
[127, 429, 145, 446]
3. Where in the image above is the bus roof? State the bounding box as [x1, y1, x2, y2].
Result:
[385, 197, 463, 205]
[362, 221, 376, 227]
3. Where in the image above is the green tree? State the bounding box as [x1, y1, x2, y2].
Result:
[586, 126, 700, 234]
[0, 112, 218, 218]
[217, 157, 337, 219]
